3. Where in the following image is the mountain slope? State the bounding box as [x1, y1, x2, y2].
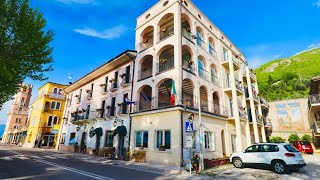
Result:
[255, 48, 320, 101]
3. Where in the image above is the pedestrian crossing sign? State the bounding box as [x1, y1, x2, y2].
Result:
[185, 122, 194, 132]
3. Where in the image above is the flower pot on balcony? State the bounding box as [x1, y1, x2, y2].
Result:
[160, 59, 168, 64]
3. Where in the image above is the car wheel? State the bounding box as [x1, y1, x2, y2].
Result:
[272, 161, 287, 174]
[232, 157, 243, 168]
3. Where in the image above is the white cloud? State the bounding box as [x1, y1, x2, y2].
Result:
[314, 0, 320, 7]
[56, 0, 97, 5]
[74, 25, 128, 40]
[295, 43, 320, 55]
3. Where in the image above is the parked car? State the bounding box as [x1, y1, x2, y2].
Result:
[230, 143, 306, 174]
[292, 141, 314, 154]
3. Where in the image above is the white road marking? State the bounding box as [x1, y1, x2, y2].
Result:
[34, 159, 115, 180]
[101, 162, 166, 175]
[1, 157, 13, 161]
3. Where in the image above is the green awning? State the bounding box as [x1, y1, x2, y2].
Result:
[94, 127, 103, 137]
[113, 125, 127, 136]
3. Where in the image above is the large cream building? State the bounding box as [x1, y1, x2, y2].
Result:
[129, 0, 270, 166]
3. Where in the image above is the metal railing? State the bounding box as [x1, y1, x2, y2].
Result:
[157, 56, 174, 73]
[159, 26, 174, 42]
[196, 37, 207, 51]
[118, 104, 129, 115]
[238, 107, 247, 119]
[182, 55, 195, 74]
[211, 74, 220, 87]
[235, 79, 243, 92]
[309, 95, 320, 105]
[249, 70, 256, 80]
[198, 67, 208, 80]
[182, 28, 193, 41]
[232, 55, 240, 67]
[120, 74, 131, 86]
[223, 78, 232, 89]
[139, 38, 153, 52]
[86, 93, 92, 100]
[260, 97, 269, 107]
[313, 121, 320, 134]
[109, 81, 119, 91]
[138, 69, 152, 80]
[263, 117, 272, 127]
[209, 46, 218, 59]
[256, 116, 263, 124]
[45, 93, 66, 100]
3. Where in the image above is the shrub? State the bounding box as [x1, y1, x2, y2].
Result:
[301, 134, 312, 143]
[288, 133, 300, 143]
[269, 136, 286, 143]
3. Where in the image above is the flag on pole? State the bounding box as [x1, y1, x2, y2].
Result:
[125, 98, 135, 105]
[170, 80, 176, 105]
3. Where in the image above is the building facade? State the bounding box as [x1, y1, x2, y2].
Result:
[58, 50, 136, 157]
[2, 84, 33, 144]
[267, 98, 311, 140]
[129, 0, 268, 166]
[308, 77, 320, 148]
[25, 82, 67, 148]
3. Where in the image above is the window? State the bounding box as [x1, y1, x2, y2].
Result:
[204, 131, 215, 150]
[69, 94, 73, 106]
[47, 116, 53, 127]
[58, 89, 62, 94]
[135, 131, 148, 148]
[69, 133, 76, 144]
[114, 71, 118, 88]
[21, 98, 25, 105]
[245, 145, 261, 153]
[223, 48, 228, 61]
[105, 131, 114, 147]
[156, 130, 171, 150]
[125, 65, 130, 83]
[60, 133, 66, 144]
[18, 107, 22, 114]
[196, 30, 202, 46]
[53, 116, 58, 125]
[53, 87, 58, 94]
[104, 77, 108, 92]
[85, 105, 90, 119]
[261, 145, 279, 152]
[122, 93, 128, 114]
[284, 145, 299, 152]
[50, 101, 61, 110]
[110, 97, 116, 116]
[100, 100, 105, 118]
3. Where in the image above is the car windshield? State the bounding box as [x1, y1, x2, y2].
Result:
[300, 141, 311, 145]
[284, 145, 299, 152]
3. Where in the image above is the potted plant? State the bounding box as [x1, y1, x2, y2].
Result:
[99, 84, 106, 87]
[160, 58, 168, 64]
[119, 73, 126, 78]
[192, 154, 200, 172]
[85, 89, 92, 93]
[159, 145, 166, 151]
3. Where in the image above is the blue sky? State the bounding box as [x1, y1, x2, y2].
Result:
[0, 0, 319, 124]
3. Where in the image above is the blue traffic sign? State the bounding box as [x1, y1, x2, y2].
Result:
[185, 122, 194, 132]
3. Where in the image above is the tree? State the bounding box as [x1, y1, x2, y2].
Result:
[0, 0, 54, 108]
[268, 75, 273, 85]
[301, 134, 312, 143]
[288, 133, 300, 143]
[269, 136, 286, 143]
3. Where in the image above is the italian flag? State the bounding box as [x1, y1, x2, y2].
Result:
[170, 80, 176, 105]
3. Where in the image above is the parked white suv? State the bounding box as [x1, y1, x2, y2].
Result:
[230, 143, 306, 174]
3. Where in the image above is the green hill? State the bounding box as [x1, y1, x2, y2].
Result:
[255, 48, 320, 101]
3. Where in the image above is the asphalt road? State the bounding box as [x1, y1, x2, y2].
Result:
[0, 145, 178, 180]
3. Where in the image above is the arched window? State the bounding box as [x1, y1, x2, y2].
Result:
[200, 86, 208, 111]
[158, 13, 174, 42]
[138, 85, 152, 111]
[20, 98, 25, 106]
[53, 88, 58, 94]
[157, 79, 173, 107]
[139, 55, 153, 80]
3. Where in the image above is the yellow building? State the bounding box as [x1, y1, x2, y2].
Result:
[25, 82, 67, 149]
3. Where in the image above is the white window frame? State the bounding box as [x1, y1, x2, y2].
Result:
[135, 130, 148, 149]
[50, 101, 61, 110]
[155, 130, 171, 150]
[204, 131, 215, 151]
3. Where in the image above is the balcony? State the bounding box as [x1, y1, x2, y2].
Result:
[106, 106, 116, 117]
[235, 79, 243, 95]
[109, 81, 119, 92]
[256, 115, 263, 125]
[313, 121, 320, 134]
[238, 107, 247, 121]
[249, 70, 256, 82]
[252, 91, 260, 104]
[309, 95, 320, 112]
[211, 74, 220, 87]
[120, 74, 131, 87]
[118, 103, 129, 115]
[223, 79, 232, 96]
[221, 55, 240, 71]
[71, 111, 96, 125]
[139, 39, 154, 53]
[263, 117, 272, 128]
[182, 51, 195, 74]
[86, 91, 92, 100]
[100, 85, 108, 95]
[260, 97, 269, 109]
[232, 55, 240, 71]
[182, 28, 194, 42]
[209, 46, 218, 60]
[157, 56, 174, 74]
[158, 26, 174, 43]
[45, 93, 66, 100]
[198, 67, 209, 81]
[75, 95, 81, 104]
